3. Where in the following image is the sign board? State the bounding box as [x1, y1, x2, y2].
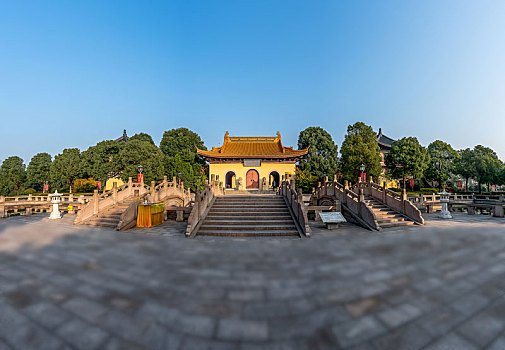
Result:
[319, 212, 346, 224]
[67, 205, 73, 211]
[244, 159, 261, 167]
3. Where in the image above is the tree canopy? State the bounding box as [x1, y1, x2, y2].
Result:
[117, 140, 165, 183]
[297, 126, 339, 180]
[160, 128, 206, 162]
[0, 156, 26, 196]
[26, 152, 52, 191]
[454, 148, 477, 190]
[81, 140, 123, 181]
[339, 122, 382, 183]
[50, 148, 82, 191]
[385, 137, 430, 188]
[129, 132, 155, 145]
[472, 145, 503, 192]
[424, 140, 459, 190]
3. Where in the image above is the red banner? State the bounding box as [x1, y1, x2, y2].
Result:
[410, 178, 415, 188]
[361, 173, 366, 182]
[137, 173, 144, 183]
[97, 181, 102, 190]
[43, 183, 49, 192]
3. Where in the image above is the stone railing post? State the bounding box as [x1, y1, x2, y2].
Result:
[93, 190, 99, 215]
[128, 177, 133, 196]
[79, 195, 84, 204]
[358, 187, 364, 203]
[151, 181, 156, 201]
[383, 181, 387, 203]
[28, 194, 32, 202]
[112, 182, 118, 205]
[344, 180, 349, 190]
[68, 193, 73, 203]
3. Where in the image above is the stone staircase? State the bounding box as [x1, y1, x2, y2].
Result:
[197, 195, 300, 237]
[82, 198, 139, 229]
[365, 196, 415, 229]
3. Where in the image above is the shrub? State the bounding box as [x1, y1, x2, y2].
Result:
[23, 188, 36, 195]
[74, 178, 97, 193]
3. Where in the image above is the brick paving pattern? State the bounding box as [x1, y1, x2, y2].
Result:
[0, 213, 505, 349]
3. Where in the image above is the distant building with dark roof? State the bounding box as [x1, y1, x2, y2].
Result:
[376, 128, 399, 187]
[115, 130, 129, 142]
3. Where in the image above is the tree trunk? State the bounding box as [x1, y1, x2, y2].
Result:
[465, 177, 469, 192]
[479, 181, 482, 193]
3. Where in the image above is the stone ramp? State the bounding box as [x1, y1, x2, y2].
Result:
[196, 195, 300, 237]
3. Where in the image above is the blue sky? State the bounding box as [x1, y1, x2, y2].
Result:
[1, 0, 504, 163]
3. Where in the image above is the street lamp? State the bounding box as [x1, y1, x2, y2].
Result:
[137, 165, 144, 183]
[178, 172, 182, 186]
[359, 164, 365, 182]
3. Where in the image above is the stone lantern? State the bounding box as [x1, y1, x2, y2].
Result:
[49, 191, 62, 220]
[438, 190, 452, 219]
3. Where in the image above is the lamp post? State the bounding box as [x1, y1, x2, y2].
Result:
[178, 172, 182, 186]
[137, 165, 144, 183]
[359, 164, 365, 183]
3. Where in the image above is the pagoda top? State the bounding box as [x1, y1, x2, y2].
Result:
[197, 131, 309, 160]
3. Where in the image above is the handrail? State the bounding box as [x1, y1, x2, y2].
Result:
[186, 180, 223, 237]
[278, 180, 310, 237]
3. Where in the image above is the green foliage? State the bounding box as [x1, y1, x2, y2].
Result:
[81, 140, 123, 181]
[385, 137, 430, 186]
[424, 140, 459, 189]
[23, 188, 37, 195]
[160, 128, 206, 163]
[50, 148, 82, 191]
[472, 145, 503, 192]
[160, 128, 208, 191]
[454, 148, 477, 189]
[129, 132, 155, 145]
[165, 154, 207, 191]
[26, 152, 52, 191]
[297, 126, 339, 180]
[0, 156, 26, 196]
[74, 178, 98, 193]
[295, 168, 316, 194]
[117, 140, 165, 183]
[339, 122, 382, 182]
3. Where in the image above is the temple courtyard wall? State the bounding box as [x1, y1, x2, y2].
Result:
[1, 214, 505, 349]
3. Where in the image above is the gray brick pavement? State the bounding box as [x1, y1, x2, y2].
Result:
[0, 213, 505, 349]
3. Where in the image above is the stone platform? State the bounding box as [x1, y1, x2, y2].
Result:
[0, 213, 505, 349]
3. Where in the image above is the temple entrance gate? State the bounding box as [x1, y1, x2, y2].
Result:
[246, 169, 259, 189]
[225, 171, 236, 189]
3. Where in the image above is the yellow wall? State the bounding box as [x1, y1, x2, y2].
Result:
[209, 162, 296, 189]
[105, 177, 125, 191]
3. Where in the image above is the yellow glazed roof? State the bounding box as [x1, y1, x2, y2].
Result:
[197, 131, 309, 159]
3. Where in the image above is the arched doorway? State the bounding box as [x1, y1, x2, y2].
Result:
[246, 169, 259, 189]
[269, 171, 280, 189]
[225, 171, 236, 189]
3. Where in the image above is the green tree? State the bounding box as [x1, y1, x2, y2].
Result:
[26, 152, 52, 191]
[117, 140, 165, 183]
[424, 140, 459, 190]
[160, 127, 206, 162]
[472, 145, 502, 193]
[339, 122, 382, 183]
[129, 132, 155, 145]
[297, 126, 338, 181]
[81, 140, 124, 181]
[295, 168, 316, 194]
[50, 148, 82, 192]
[454, 148, 477, 191]
[385, 137, 430, 190]
[0, 156, 26, 196]
[160, 128, 207, 191]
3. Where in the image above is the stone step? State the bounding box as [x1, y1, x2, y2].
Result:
[203, 220, 296, 226]
[89, 217, 120, 224]
[100, 214, 122, 219]
[197, 230, 299, 237]
[205, 215, 293, 220]
[374, 213, 402, 219]
[376, 217, 406, 223]
[199, 224, 296, 231]
[211, 205, 287, 209]
[209, 208, 290, 213]
[379, 221, 415, 228]
[84, 221, 117, 228]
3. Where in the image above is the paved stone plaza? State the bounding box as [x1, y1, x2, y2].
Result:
[1, 214, 505, 349]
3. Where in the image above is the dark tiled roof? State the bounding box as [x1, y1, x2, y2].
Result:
[376, 128, 394, 148]
[115, 130, 129, 142]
